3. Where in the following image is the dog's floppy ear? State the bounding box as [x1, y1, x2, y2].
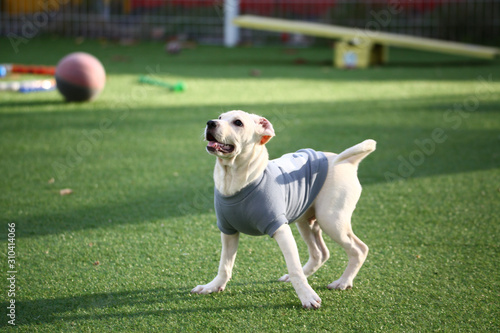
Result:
[255, 117, 275, 145]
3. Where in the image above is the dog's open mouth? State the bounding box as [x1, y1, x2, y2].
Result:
[206, 133, 235, 154]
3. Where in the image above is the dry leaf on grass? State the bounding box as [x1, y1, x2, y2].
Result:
[59, 189, 73, 196]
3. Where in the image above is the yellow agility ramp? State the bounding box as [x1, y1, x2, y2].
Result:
[233, 15, 500, 68]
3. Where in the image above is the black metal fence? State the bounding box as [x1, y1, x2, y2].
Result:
[1, 0, 499, 46]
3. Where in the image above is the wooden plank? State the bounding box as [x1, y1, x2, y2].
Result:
[233, 15, 500, 60]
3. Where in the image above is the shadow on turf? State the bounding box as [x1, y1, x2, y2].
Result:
[0, 99, 66, 108]
[5, 281, 298, 327]
[383, 59, 492, 68]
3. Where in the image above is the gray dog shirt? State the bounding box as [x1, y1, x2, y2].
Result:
[215, 149, 329, 237]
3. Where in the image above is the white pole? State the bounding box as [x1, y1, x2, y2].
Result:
[224, 0, 239, 47]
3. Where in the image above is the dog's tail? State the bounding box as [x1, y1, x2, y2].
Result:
[334, 139, 376, 165]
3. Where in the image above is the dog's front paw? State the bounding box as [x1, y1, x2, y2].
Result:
[191, 283, 225, 294]
[191, 278, 227, 294]
[298, 288, 322, 309]
[327, 278, 353, 290]
[294, 283, 321, 309]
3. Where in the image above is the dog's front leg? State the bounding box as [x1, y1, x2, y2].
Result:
[191, 232, 239, 294]
[274, 224, 321, 309]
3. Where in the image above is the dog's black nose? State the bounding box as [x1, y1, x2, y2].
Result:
[207, 120, 217, 128]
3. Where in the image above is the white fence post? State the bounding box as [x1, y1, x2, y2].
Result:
[224, 0, 240, 47]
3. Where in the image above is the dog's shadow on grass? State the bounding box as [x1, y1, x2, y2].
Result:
[5, 281, 296, 327]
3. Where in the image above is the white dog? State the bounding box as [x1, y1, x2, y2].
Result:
[191, 110, 375, 309]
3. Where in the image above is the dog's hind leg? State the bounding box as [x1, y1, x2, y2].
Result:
[317, 210, 369, 290]
[314, 140, 374, 290]
[315, 177, 369, 290]
[278, 219, 329, 282]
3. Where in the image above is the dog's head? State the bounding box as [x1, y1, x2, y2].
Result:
[205, 110, 275, 159]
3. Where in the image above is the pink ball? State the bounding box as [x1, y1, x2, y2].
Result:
[55, 52, 106, 102]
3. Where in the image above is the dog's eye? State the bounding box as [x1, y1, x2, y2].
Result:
[233, 120, 243, 127]
[218, 116, 222, 120]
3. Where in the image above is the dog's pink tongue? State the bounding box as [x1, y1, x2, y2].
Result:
[207, 141, 219, 149]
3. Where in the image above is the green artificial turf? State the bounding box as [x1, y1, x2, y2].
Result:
[0, 37, 499, 332]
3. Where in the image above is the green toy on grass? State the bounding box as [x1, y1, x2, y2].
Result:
[139, 76, 185, 92]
